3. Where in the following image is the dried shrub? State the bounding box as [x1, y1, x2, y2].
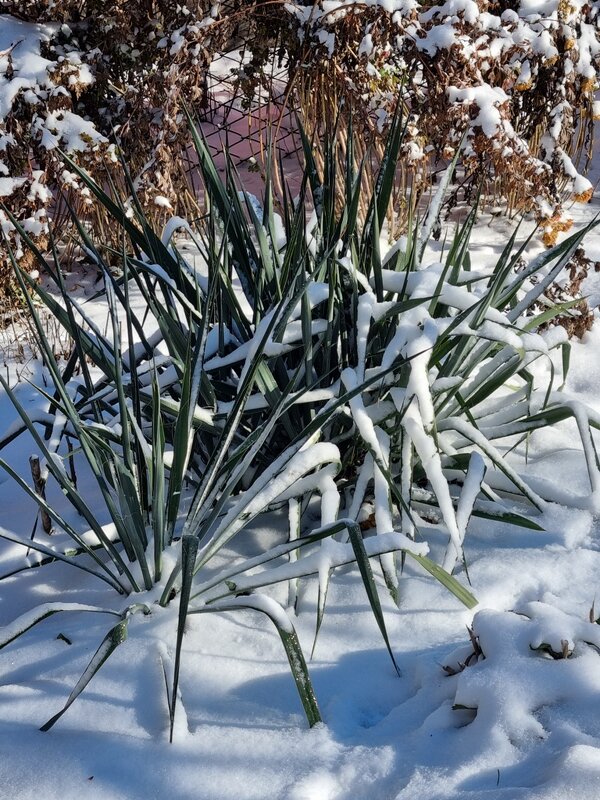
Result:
[0, 0, 598, 303]
[535, 246, 599, 338]
[280, 0, 598, 233]
[0, 1, 240, 291]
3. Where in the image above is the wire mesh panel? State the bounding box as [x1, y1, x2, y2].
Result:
[193, 30, 303, 200]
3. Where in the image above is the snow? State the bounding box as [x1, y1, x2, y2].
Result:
[38, 110, 104, 153]
[447, 85, 509, 138]
[0, 16, 56, 119]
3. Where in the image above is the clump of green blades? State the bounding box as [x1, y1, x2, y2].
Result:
[0, 109, 597, 739]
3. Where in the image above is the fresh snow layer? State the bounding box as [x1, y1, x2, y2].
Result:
[0, 16, 56, 119]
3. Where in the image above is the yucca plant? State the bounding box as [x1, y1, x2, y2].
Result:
[0, 110, 597, 739]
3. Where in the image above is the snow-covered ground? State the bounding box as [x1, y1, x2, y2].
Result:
[0, 146, 599, 800]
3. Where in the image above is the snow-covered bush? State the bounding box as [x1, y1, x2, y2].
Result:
[0, 1, 236, 289]
[282, 0, 599, 243]
[1, 117, 599, 734]
[0, 0, 598, 295]
[0, 0, 600, 282]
